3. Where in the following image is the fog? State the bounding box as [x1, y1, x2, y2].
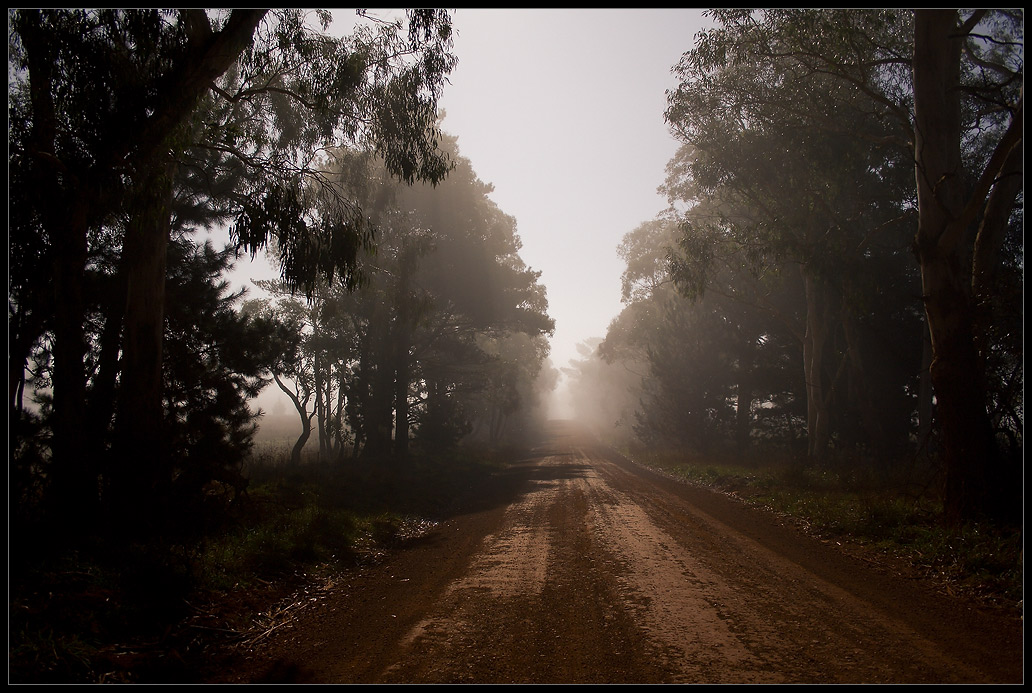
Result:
[228, 9, 713, 421]
[10, 10, 1022, 684]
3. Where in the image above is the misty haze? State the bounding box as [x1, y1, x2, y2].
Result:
[9, 8, 1022, 684]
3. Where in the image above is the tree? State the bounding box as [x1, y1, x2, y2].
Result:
[9, 229, 291, 537]
[911, 10, 1023, 522]
[9, 9, 459, 529]
[242, 292, 317, 467]
[598, 215, 806, 455]
[391, 134, 555, 451]
[465, 332, 555, 447]
[243, 134, 555, 462]
[565, 337, 644, 447]
[159, 237, 293, 537]
[664, 10, 1022, 520]
[10, 8, 268, 525]
[665, 63, 921, 462]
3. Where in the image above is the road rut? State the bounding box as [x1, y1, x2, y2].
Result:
[209, 422, 1023, 684]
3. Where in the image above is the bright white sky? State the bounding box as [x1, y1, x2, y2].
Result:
[232, 8, 711, 416]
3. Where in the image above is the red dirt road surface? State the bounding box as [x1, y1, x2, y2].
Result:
[207, 421, 1023, 684]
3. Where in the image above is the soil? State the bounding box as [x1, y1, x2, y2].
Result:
[200, 421, 1023, 684]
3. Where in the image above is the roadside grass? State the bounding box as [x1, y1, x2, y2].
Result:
[195, 450, 494, 589]
[9, 442, 512, 684]
[624, 446, 1023, 611]
[196, 437, 521, 584]
[11, 437, 1019, 683]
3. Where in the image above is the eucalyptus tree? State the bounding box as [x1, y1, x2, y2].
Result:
[464, 332, 555, 446]
[599, 214, 804, 454]
[584, 219, 680, 443]
[251, 135, 555, 461]
[564, 338, 644, 446]
[664, 8, 1022, 522]
[10, 8, 267, 523]
[9, 9, 458, 526]
[387, 134, 555, 454]
[242, 289, 322, 467]
[911, 10, 1023, 521]
[665, 73, 921, 462]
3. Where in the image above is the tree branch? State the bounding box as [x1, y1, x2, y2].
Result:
[939, 95, 1023, 255]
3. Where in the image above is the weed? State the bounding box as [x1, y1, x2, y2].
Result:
[625, 446, 1023, 610]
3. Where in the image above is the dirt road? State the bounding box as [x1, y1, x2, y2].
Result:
[207, 421, 1023, 684]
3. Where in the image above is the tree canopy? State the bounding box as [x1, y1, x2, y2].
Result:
[570, 9, 1022, 525]
[9, 9, 463, 537]
[249, 133, 556, 463]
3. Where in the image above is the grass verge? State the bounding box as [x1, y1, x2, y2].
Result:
[9, 444, 513, 684]
[623, 447, 1023, 612]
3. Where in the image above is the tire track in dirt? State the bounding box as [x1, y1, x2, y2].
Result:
[212, 423, 1021, 684]
[579, 450, 782, 683]
[391, 462, 556, 653]
[379, 448, 671, 683]
[588, 451, 996, 683]
[378, 453, 563, 682]
[382, 437, 1004, 684]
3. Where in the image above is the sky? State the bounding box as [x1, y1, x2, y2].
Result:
[230, 8, 712, 416]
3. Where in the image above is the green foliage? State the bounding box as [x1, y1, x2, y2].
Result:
[648, 8, 933, 467]
[256, 133, 556, 460]
[617, 216, 680, 304]
[232, 181, 373, 296]
[196, 442, 509, 591]
[8, 232, 289, 540]
[632, 448, 1023, 606]
[590, 214, 809, 454]
[201, 504, 361, 583]
[219, 9, 459, 299]
[10, 9, 189, 184]
[159, 237, 295, 538]
[9, 7, 463, 540]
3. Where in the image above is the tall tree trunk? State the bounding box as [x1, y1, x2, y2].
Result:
[314, 342, 327, 460]
[334, 363, 349, 462]
[361, 323, 396, 459]
[912, 10, 1019, 523]
[971, 142, 1023, 362]
[48, 196, 95, 524]
[394, 250, 413, 460]
[111, 156, 177, 530]
[916, 320, 934, 455]
[87, 261, 128, 449]
[394, 341, 410, 459]
[841, 309, 908, 463]
[735, 340, 754, 452]
[802, 271, 831, 463]
[17, 9, 97, 527]
[490, 407, 506, 445]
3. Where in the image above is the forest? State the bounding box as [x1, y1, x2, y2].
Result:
[567, 9, 1023, 526]
[10, 8, 554, 535]
[8, 8, 1023, 684]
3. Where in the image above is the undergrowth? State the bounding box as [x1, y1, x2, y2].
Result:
[626, 446, 1023, 611]
[12, 438, 1020, 683]
[9, 443, 510, 684]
